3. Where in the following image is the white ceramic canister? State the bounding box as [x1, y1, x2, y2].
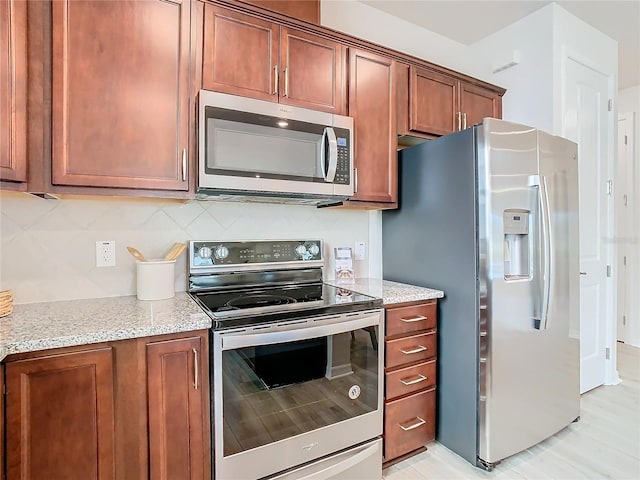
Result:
[136, 259, 176, 300]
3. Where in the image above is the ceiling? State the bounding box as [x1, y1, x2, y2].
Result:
[361, 1, 640, 89]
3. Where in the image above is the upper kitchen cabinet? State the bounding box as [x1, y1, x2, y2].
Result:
[459, 80, 503, 129]
[50, 0, 190, 190]
[347, 49, 397, 205]
[203, 4, 345, 114]
[397, 63, 504, 139]
[0, 0, 27, 183]
[240, 0, 320, 24]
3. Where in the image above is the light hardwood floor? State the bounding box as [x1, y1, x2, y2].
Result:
[384, 343, 640, 479]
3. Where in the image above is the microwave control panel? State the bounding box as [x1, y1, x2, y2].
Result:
[334, 127, 351, 185]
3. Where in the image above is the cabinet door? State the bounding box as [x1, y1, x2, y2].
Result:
[460, 81, 503, 129]
[0, 0, 27, 182]
[280, 27, 345, 114]
[348, 49, 397, 203]
[409, 66, 458, 136]
[203, 5, 279, 101]
[51, 0, 190, 190]
[5, 348, 115, 480]
[147, 336, 206, 480]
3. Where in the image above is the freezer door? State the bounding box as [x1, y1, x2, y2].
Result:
[478, 119, 578, 465]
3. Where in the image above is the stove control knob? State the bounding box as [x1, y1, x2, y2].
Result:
[215, 245, 229, 259]
[198, 246, 212, 259]
[295, 244, 307, 257]
[309, 244, 320, 256]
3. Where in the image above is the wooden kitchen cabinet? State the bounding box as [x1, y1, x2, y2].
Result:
[2, 331, 210, 480]
[397, 63, 504, 139]
[347, 49, 397, 205]
[240, 0, 320, 24]
[0, 0, 28, 184]
[4, 347, 116, 479]
[459, 80, 503, 129]
[203, 4, 345, 114]
[383, 299, 438, 465]
[50, 0, 190, 191]
[147, 335, 208, 480]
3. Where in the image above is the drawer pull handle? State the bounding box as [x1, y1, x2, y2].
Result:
[400, 374, 428, 386]
[400, 315, 427, 323]
[400, 345, 427, 355]
[399, 417, 426, 431]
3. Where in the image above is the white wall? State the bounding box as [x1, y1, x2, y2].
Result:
[321, 0, 487, 81]
[618, 85, 640, 346]
[0, 192, 377, 304]
[467, 6, 555, 131]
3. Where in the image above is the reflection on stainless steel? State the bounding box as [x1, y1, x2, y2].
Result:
[383, 118, 580, 470]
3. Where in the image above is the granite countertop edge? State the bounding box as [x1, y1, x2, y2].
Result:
[1, 279, 444, 362]
[327, 278, 444, 306]
[0, 292, 211, 362]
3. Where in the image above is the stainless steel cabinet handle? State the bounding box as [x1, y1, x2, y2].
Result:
[580, 271, 587, 275]
[193, 348, 199, 390]
[181, 149, 187, 181]
[399, 417, 426, 431]
[400, 374, 427, 386]
[273, 65, 278, 95]
[400, 315, 427, 323]
[457, 112, 461, 131]
[354, 167, 358, 193]
[284, 66, 289, 97]
[400, 345, 427, 355]
[463, 112, 467, 129]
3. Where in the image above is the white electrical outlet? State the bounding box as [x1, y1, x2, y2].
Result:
[96, 241, 116, 267]
[354, 241, 366, 261]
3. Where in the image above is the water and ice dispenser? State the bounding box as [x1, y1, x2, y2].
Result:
[503, 209, 531, 280]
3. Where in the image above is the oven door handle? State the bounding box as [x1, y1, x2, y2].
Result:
[220, 313, 381, 351]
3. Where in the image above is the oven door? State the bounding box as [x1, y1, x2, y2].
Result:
[212, 309, 384, 480]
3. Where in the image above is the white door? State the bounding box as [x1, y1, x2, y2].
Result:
[563, 58, 611, 393]
[616, 113, 635, 344]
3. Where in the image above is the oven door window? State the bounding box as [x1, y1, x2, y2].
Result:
[219, 327, 379, 456]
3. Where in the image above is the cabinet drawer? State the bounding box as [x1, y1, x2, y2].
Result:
[385, 332, 436, 369]
[384, 388, 435, 460]
[386, 302, 436, 337]
[385, 360, 436, 400]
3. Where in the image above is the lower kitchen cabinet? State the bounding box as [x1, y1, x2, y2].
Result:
[4, 347, 116, 479]
[1, 331, 210, 480]
[147, 335, 208, 480]
[383, 300, 438, 465]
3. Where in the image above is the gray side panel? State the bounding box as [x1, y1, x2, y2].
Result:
[382, 128, 479, 465]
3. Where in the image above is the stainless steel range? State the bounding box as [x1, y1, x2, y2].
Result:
[188, 240, 384, 480]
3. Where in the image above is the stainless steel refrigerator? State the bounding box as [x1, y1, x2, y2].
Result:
[382, 118, 580, 470]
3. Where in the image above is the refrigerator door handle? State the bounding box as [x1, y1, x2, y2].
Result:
[528, 174, 552, 330]
[540, 175, 552, 328]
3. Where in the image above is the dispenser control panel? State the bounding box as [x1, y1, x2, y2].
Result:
[503, 211, 529, 235]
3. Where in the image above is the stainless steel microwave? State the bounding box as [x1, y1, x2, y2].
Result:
[197, 90, 354, 206]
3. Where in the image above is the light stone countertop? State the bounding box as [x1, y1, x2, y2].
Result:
[0, 293, 211, 361]
[326, 278, 444, 305]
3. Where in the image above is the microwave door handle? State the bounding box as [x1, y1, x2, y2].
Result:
[321, 127, 338, 182]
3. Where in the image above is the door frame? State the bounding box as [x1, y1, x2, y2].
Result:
[616, 112, 638, 346]
[560, 47, 619, 387]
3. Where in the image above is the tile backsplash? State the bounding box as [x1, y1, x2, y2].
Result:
[0, 192, 380, 304]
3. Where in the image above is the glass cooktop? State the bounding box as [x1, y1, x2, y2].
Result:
[191, 283, 382, 329]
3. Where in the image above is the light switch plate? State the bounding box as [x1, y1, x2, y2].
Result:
[354, 241, 366, 261]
